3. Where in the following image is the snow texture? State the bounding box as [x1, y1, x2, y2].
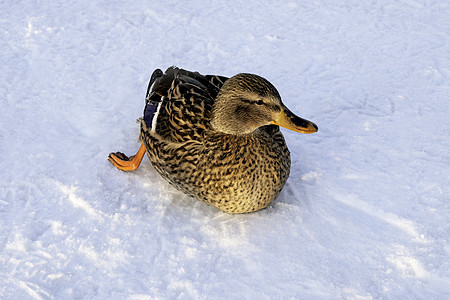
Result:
[1, 0, 449, 299]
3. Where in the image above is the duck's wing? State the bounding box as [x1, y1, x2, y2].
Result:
[142, 67, 229, 143]
[205, 73, 228, 92]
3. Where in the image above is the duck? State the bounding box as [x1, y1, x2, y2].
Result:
[108, 67, 318, 214]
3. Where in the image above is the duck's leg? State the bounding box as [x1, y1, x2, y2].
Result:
[108, 143, 146, 171]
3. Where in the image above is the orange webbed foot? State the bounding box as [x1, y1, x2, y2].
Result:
[108, 143, 146, 171]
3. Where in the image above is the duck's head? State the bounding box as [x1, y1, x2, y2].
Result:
[211, 73, 318, 135]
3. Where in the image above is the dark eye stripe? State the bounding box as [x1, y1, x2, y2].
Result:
[240, 98, 267, 106]
[239, 98, 280, 112]
[240, 98, 253, 104]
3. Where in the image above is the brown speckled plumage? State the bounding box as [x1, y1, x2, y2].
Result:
[110, 67, 317, 213]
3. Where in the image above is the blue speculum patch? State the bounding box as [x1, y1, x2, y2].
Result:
[144, 100, 158, 129]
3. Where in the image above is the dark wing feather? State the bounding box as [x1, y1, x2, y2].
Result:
[143, 69, 164, 129]
[142, 67, 229, 143]
[205, 74, 228, 92]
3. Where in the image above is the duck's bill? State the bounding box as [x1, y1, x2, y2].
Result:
[271, 107, 318, 134]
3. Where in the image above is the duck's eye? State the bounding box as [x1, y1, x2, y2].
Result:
[256, 100, 264, 105]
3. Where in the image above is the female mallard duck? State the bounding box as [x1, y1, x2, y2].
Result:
[109, 67, 318, 214]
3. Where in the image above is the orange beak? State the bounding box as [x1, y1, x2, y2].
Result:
[271, 106, 318, 134]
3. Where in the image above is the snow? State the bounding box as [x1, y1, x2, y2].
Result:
[1, 0, 449, 299]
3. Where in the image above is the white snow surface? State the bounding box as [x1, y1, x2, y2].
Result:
[1, 0, 449, 299]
